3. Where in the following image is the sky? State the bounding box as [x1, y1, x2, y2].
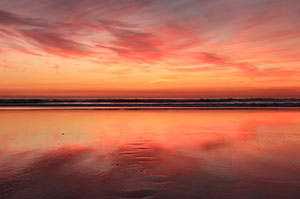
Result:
[0, 0, 299, 98]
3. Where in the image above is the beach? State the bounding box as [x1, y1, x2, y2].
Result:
[1, 109, 300, 198]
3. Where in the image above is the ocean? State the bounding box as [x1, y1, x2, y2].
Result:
[1, 106, 300, 198]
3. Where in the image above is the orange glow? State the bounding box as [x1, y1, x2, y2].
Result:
[1, 109, 300, 152]
[1, 109, 300, 197]
[0, 1, 300, 97]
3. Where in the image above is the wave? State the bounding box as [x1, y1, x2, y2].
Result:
[0, 98, 300, 109]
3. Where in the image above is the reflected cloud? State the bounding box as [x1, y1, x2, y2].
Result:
[1, 110, 300, 198]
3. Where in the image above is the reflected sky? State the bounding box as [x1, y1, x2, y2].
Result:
[1, 110, 300, 198]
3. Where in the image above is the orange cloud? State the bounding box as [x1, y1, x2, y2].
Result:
[0, 0, 300, 97]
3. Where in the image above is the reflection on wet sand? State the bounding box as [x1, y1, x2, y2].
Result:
[1, 110, 300, 198]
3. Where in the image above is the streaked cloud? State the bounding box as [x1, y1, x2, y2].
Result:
[0, 0, 299, 97]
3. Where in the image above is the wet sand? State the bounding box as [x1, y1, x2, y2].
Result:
[1, 109, 300, 198]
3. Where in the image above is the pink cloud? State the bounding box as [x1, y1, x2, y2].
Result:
[19, 29, 92, 57]
[0, 0, 299, 81]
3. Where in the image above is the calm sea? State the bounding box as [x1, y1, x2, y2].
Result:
[0, 108, 300, 198]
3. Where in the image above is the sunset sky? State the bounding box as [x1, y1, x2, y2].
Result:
[0, 0, 299, 98]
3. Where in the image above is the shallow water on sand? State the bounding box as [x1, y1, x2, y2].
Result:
[0, 109, 300, 199]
